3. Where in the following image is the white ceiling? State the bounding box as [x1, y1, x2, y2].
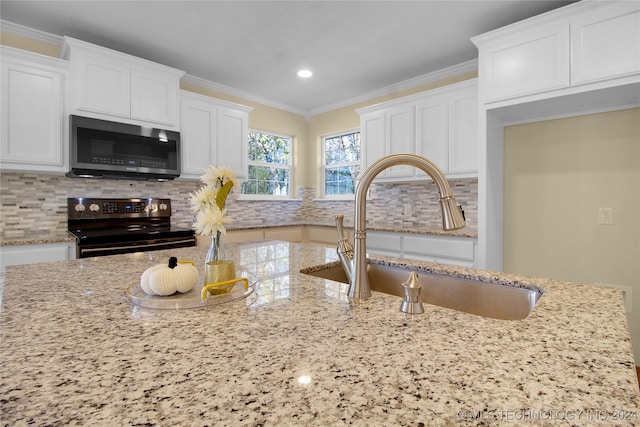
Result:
[1, 0, 574, 116]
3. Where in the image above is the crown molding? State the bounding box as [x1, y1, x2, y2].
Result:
[181, 74, 310, 120]
[1, 19, 478, 121]
[0, 20, 63, 46]
[307, 59, 478, 117]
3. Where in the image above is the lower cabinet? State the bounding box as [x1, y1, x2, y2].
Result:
[213, 226, 305, 245]
[367, 230, 476, 267]
[264, 227, 304, 243]
[1, 242, 76, 272]
[304, 226, 340, 247]
[199, 226, 476, 268]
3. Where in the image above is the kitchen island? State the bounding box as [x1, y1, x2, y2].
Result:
[1, 240, 638, 426]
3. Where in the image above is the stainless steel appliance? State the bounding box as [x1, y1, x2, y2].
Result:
[67, 197, 196, 258]
[67, 115, 181, 181]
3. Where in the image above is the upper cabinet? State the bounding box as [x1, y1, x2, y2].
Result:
[473, 1, 640, 106]
[1, 46, 68, 172]
[61, 37, 185, 129]
[180, 91, 252, 180]
[571, 1, 640, 86]
[358, 79, 478, 182]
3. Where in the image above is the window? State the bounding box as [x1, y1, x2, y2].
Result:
[242, 130, 292, 197]
[323, 130, 360, 197]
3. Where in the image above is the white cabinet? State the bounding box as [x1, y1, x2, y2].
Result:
[62, 37, 184, 129]
[304, 225, 342, 247]
[216, 226, 303, 244]
[472, 1, 640, 271]
[385, 104, 416, 179]
[473, 1, 640, 105]
[479, 22, 570, 102]
[448, 86, 478, 174]
[264, 227, 303, 243]
[0, 242, 76, 272]
[361, 103, 417, 180]
[180, 91, 252, 179]
[360, 110, 386, 176]
[571, 1, 640, 86]
[367, 230, 476, 267]
[358, 79, 478, 181]
[0, 46, 68, 172]
[415, 94, 447, 177]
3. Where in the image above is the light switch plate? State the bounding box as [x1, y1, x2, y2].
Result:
[598, 207, 613, 225]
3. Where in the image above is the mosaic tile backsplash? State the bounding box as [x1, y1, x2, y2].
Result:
[0, 172, 477, 239]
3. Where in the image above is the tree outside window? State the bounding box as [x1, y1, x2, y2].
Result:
[242, 130, 292, 197]
[323, 131, 360, 197]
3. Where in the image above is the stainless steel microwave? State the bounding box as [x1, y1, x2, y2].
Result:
[67, 115, 181, 180]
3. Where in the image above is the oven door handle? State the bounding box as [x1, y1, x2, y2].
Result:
[79, 238, 196, 255]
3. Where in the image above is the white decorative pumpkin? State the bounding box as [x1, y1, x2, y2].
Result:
[140, 257, 199, 296]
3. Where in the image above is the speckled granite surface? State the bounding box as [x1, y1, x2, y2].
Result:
[1, 222, 477, 246]
[226, 221, 479, 239]
[1, 241, 638, 426]
[0, 230, 76, 246]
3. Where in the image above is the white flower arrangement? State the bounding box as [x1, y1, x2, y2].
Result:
[190, 166, 238, 236]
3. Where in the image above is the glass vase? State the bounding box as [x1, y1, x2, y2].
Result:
[204, 231, 236, 294]
[205, 230, 227, 263]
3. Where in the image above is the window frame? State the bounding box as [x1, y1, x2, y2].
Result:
[240, 129, 294, 200]
[321, 128, 361, 200]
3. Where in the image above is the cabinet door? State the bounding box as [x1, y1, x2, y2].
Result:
[571, 1, 640, 85]
[482, 22, 570, 102]
[180, 96, 216, 178]
[73, 52, 130, 118]
[416, 95, 448, 175]
[386, 104, 416, 178]
[0, 242, 75, 271]
[360, 111, 386, 176]
[131, 68, 179, 126]
[1, 53, 66, 171]
[216, 107, 248, 179]
[366, 231, 402, 257]
[264, 227, 303, 243]
[448, 86, 478, 174]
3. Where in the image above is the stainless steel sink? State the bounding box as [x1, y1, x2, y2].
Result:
[302, 262, 542, 320]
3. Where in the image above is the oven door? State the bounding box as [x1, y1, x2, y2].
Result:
[77, 235, 196, 258]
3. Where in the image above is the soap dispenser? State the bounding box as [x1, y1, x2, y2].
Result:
[400, 272, 424, 314]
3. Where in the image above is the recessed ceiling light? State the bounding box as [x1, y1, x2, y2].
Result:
[297, 69, 313, 78]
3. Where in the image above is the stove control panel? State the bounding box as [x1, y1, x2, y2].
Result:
[67, 198, 173, 219]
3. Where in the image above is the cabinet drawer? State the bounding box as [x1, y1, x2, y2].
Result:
[367, 231, 402, 256]
[1, 243, 75, 271]
[306, 226, 339, 246]
[265, 227, 303, 243]
[223, 229, 264, 243]
[403, 235, 474, 261]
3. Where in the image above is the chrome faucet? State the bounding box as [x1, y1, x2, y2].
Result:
[335, 153, 466, 300]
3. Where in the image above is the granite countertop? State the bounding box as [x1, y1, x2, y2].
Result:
[228, 221, 479, 239]
[0, 222, 477, 246]
[0, 229, 76, 246]
[1, 241, 638, 425]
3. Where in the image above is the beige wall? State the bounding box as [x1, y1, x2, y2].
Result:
[504, 108, 640, 359]
[0, 31, 60, 57]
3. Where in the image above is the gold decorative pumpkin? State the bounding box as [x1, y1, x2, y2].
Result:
[140, 257, 199, 296]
